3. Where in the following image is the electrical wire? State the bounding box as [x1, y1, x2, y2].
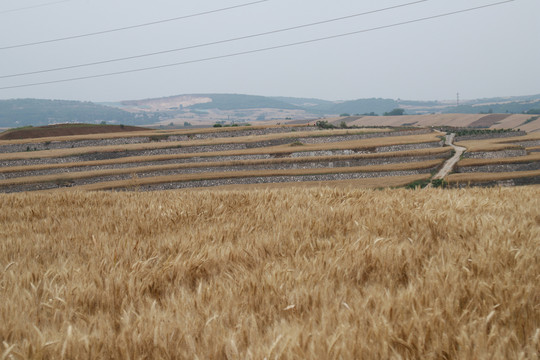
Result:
[0, 0, 72, 15]
[0, 0, 515, 91]
[0, 0, 428, 79]
[0, 0, 268, 50]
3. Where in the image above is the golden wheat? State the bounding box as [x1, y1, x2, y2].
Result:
[0, 159, 443, 188]
[455, 132, 540, 152]
[0, 124, 315, 145]
[0, 147, 451, 175]
[57, 159, 442, 191]
[0, 133, 439, 161]
[0, 187, 538, 359]
[457, 153, 540, 167]
[186, 174, 431, 191]
[447, 170, 540, 183]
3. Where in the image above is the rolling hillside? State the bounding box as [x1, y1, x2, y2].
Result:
[2, 93, 540, 129]
[0, 99, 143, 127]
[1, 122, 539, 192]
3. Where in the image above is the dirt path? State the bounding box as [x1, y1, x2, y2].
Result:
[432, 133, 466, 180]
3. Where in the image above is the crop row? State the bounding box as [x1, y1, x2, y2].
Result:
[449, 132, 540, 186]
[0, 126, 449, 192]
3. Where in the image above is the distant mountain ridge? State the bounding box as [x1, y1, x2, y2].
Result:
[1, 93, 539, 128]
[0, 99, 144, 128]
[113, 93, 540, 116]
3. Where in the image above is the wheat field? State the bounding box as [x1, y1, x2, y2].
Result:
[455, 132, 540, 153]
[0, 132, 438, 161]
[0, 186, 538, 359]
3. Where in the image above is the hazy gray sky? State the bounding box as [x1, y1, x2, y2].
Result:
[0, 0, 538, 102]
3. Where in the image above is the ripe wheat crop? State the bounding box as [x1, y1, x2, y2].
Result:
[456, 132, 540, 152]
[457, 153, 540, 167]
[0, 125, 310, 145]
[447, 170, 540, 184]
[0, 133, 439, 161]
[0, 159, 443, 188]
[0, 147, 451, 175]
[0, 187, 538, 359]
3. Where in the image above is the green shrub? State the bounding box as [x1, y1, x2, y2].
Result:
[316, 120, 335, 129]
[405, 179, 430, 189]
[431, 179, 447, 188]
[149, 135, 169, 142]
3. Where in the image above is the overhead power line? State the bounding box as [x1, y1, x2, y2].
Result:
[0, 0, 72, 15]
[0, 0, 429, 79]
[0, 0, 268, 50]
[0, 0, 515, 91]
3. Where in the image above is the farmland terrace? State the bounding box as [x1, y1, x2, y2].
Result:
[1, 124, 539, 192]
[448, 131, 540, 187]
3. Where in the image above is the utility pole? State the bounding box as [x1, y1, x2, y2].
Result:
[457, 92, 460, 107]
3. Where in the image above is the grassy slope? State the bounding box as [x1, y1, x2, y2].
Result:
[0, 187, 538, 359]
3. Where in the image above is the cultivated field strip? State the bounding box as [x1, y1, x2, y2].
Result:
[0, 126, 447, 192]
[455, 132, 540, 152]
[0, 126, 317, 153]
[0, 127, 433, 153]
[0, 129, 436, 161]
[0, 152, 449, 180]
[187, 174, 432, 191]
[451, 132, 540, 186]
[0, 147, 451, 174]
[447, 169, 540, 185]
[0, 160, 444, 193]
[0, 124, 315, 145]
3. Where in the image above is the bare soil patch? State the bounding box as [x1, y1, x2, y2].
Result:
[469, 114, 511, 128]
[0, 124, 150, 140]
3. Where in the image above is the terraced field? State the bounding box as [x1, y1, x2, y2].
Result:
[0, 125, 451, 192]
[331, 113, 540, 132]
[3, 123, 539, 191]
[449, 132, 540, 186]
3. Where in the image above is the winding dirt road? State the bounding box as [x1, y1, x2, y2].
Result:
[432, 133, 466, 180]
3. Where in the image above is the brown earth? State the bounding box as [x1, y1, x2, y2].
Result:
[321, 114, 537, 131]
[0, 124, 151, 140]
[469, 114, 511, 128]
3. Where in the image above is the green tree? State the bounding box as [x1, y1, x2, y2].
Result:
[383, 108, 405, 116]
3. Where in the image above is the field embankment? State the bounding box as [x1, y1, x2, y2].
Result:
[449, 132, 540, 186]
[0, 124, 150, 140]
[0, 126, 448, 192]
[3, 123, 539, 190]
[332, 113, 540, 132]
[0, 187, 538, 359]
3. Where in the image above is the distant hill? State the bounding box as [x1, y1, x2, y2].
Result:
[189, 94, 302, 111]
[2, 93, 540, 129]
[270, 96, 334, 108]
[441, 100, 540, 115]
[0, 99, 146, 127]
[308, 98, 400, 115]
